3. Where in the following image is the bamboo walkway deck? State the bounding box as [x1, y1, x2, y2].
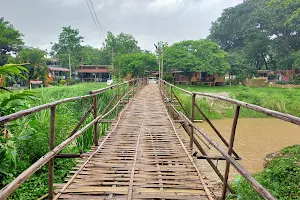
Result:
[54, 84, 215, 200]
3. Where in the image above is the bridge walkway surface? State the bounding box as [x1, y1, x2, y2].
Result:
[53, 84, 216, 200]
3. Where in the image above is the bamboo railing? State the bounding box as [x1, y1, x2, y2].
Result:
[0, 78, 147, 200]
[159, 79, 300, 200]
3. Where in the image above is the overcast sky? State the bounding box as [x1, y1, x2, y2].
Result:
[1, 0, 242, 52]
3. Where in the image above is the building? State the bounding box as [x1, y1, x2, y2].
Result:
[77, 65, 111, 82]
[46, 65, 70, 83]
[257, 70, 294, 81]
[172, 71, 225, 86]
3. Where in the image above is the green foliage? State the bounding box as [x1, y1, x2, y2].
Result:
[114, 52, 157, 77]
[51, 26, 84, 70]
[175, 85, 300, 119]
[163, 74, 173, 83]
[230, 145, 300, 200]
[209, 0, 300, 73]
[0, 17, 24, 66]
[0, 64, 29, 90]
[60, 79, 67, 85]
[164, 39, 230, 76]
[17, 47, 48, 83]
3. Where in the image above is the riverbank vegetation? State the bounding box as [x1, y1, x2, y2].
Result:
[229, 145, 300, 199]
[0, 83, 113, 199]
[173, 85, 300, 120]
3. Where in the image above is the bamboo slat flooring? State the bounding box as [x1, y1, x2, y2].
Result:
[54, 84, 215, 200]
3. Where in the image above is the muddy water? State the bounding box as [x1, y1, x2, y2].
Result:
[196, 118, 300, 179]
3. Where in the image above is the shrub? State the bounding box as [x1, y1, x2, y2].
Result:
[60, 80, 67, 85]
[230, 145, 300, 199]
[163, 74, 174, 83]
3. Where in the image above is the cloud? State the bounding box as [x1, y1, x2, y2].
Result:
[0, 0, 243, 52]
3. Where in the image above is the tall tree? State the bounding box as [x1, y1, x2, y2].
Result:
[51, 26, 83, 75]
[0, 18, 24, 65]
[102, 32, 141, 65]
[80, 46, 104, 65]
[114, 52, 156, 78]
[209, 0, 300, 73]
[164, 39, 230, 77]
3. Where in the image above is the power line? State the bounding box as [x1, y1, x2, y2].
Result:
[88, 0, 106, 42]
[85, 0, 105, 44]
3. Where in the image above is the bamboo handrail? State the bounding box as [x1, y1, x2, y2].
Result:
[0, 79, 141, 199]
[160, 78, 300, 126]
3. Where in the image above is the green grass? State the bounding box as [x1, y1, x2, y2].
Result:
[1, 83, 119, 199]
[173, 85, 300, 119]
[229, 145, 300, 200]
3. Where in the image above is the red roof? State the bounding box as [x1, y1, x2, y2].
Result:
[77, 68, 109, 73]
[49, 67, 70, 72]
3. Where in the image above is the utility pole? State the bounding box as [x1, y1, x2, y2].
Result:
[68, 49, 71, 78]
[161, 47, 164, 79]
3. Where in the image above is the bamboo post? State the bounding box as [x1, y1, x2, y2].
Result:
[221, 105, 240, 199]
[190, 93, 196, 149]
[116, 86, 120, 117]
[170, 85, 173, 103]
[127, 82, 130, 103]
[48, 106, 56, 200]
[93, 96, 99, 146]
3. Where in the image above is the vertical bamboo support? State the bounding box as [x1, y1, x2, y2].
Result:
[170, 85, 173, 104]
[190, 93, 196, 149]
[93, 96, 99, 146]
[48, 106, 56, 200]
[127, 82, 130, 103]
[221, 105, 240, 199]
[116, 86, 120, 117]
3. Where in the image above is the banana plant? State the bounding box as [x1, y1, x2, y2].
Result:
[0, 63, 29, 91]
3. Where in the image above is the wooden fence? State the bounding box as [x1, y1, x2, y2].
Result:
[0, 78, 147, 200]
[159, 79, 300, 200]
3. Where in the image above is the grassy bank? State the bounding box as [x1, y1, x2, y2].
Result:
[173, 85, 300, 119]
[0, 83, 118, 199]
[229, 145, 300, 199]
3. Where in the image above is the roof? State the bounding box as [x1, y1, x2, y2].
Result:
[48, 66, 70, 72]
[77, 68, 109, 73]
[79, 65, 111, 68]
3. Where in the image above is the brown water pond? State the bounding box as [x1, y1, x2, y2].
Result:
[196, 118, 300, 179]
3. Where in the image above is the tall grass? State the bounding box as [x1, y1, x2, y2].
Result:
[2, 82, 124, 199]
[173, 85, 300, 119]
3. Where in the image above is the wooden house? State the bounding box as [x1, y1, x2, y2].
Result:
[257, 70, 295, 81]
[172, 71, 225, 86]
[46, 65, 70, 83]
[77, 65, 111, 82]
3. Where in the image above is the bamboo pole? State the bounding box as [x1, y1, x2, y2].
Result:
[222, 105, 240, 199]
[93, 96, 98, 146]
[190, 93, 196, 149]
[48, 106, 56, 200]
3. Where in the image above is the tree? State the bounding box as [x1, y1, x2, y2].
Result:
[17, 47, 48, 83]
[114, 52, 157, 78]
[0, 18, 24, 65]
[102, 32, 141, 65]
[209, 0, 300, 74]
[164, 40, 230, 79]
[51, 26, 83, 75]
[80, 46, 104, 65]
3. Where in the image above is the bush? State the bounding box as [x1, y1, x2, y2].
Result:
[163, 74, 174, 83]
[60, 80, 67, 85]
[230, 145, 300, 199]
[48, 81, 58, 86]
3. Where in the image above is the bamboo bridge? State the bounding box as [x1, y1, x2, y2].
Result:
[1, 78, 300, 200]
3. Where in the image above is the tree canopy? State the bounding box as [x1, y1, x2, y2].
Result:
[51, 26, 84, 70]
[209, 0, 300, 76]
[164, 40, 230, 75]
[0, 18, 23, 66]
[114, 52, 157, 78]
